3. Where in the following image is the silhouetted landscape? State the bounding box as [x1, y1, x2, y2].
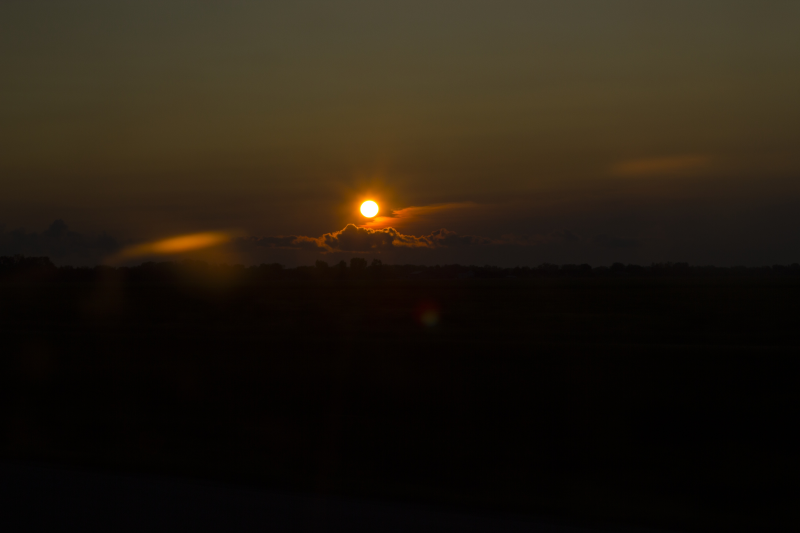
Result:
[5, 2, 800, 531]
[4, 255, 800, 531]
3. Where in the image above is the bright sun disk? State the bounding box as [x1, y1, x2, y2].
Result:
[360, 200, 379, 218]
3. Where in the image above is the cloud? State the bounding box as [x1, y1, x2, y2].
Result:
[612, 155, 710, 177]
[239, 224, 647, 268]
[2, 220, 646, 268]
[363, 202, 476, 229]
[243, 224, 646, 256]
[326, 225, 431, 251]
[243, 224, 499, 253]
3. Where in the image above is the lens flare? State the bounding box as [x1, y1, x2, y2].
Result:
[114, 232, 230, 261]
[416, 301, 441, 328]
[420, 309, 439, 327]
[360, 200, 379, 218]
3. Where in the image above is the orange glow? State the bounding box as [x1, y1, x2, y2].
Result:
[361, 202, 475, 229]
[360, 200, 379, 218]
[116, 232, 230, 260]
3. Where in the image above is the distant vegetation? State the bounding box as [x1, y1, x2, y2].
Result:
[4, 252, 800, 531]
[2, 255, 800, 282]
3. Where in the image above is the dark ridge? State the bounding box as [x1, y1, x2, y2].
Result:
[3, 255, 800, 283]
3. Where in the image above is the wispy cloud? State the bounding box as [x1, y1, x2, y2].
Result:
[362, 202, 476, 229]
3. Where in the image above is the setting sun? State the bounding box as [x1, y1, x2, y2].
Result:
[360, 200, 379, 218]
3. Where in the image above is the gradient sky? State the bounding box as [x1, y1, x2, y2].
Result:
[2, 1, 800, 266]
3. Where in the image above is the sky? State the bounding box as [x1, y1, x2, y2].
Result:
[2, 1, 800, 266]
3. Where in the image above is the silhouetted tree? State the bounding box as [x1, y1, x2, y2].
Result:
[334, 260, 348, 280]
[368, 258, 383, 279]
[349, 257, 367, 279]
[257, 263, 284, 280]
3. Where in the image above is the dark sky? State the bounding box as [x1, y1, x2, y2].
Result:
[2, 1, 799, 266]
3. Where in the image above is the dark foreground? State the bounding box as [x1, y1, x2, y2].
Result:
[2, 461, 670, 533]
[3, 276, 799, 531]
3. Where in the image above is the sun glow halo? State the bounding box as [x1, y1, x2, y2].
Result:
[360, 200, 379, 218]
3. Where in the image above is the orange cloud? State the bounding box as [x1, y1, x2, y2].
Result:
[612, 155, 711, 177]
[363, 202, 476, 229]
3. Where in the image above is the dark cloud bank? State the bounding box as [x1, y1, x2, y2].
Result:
[237, 223, 648, 267]
[0, 221, 644, 267]
[4, 220, 800, 268]
[245, 224, 495, 252]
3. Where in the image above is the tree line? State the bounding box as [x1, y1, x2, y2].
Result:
[3, 254, 800, 283]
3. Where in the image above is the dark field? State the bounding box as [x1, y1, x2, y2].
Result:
[3, 274, 800, 531]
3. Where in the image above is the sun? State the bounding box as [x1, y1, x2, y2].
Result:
[360, 200, 379, 218]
